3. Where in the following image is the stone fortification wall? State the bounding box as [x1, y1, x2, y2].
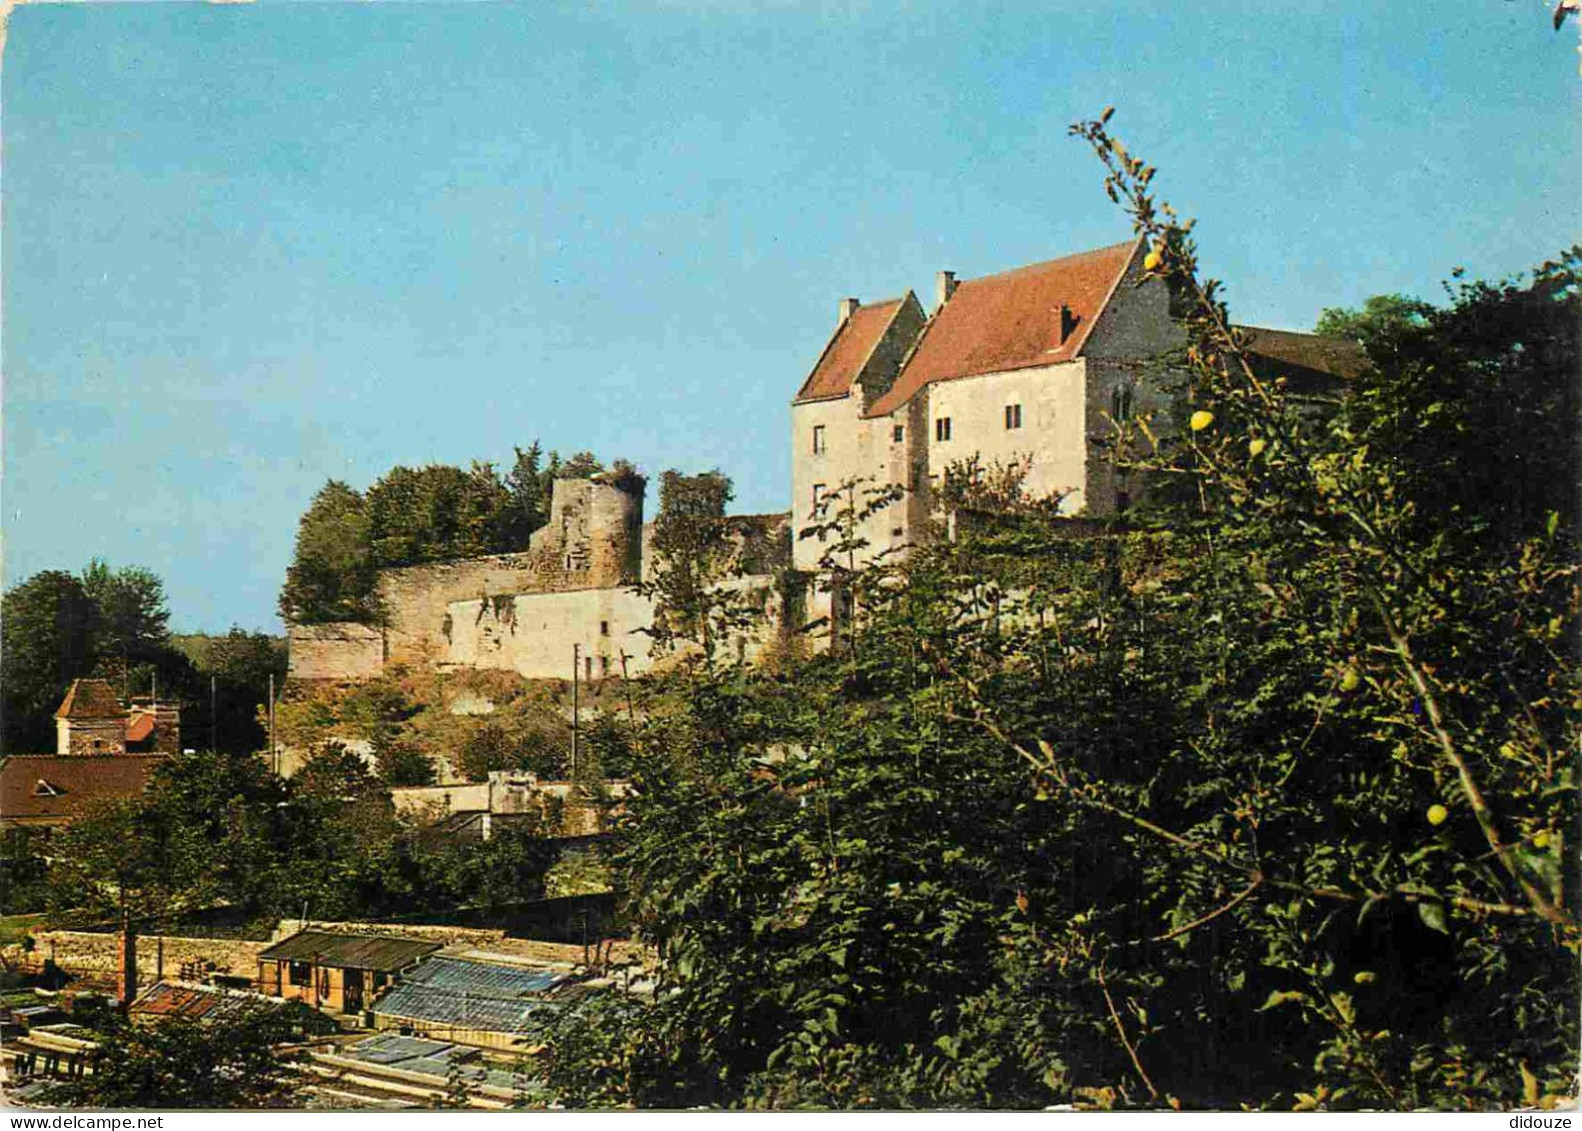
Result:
[444, 587, 657, 679]
[288, 623, 386, 680]
[285, 476, 798, 683]
[379, 477, 644, 668]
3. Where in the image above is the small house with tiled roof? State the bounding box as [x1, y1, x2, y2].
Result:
[791, 238, 1365, 571]
[52, 678, 180, 756]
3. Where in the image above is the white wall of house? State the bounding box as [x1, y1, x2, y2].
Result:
[919, 359, 1091, 513]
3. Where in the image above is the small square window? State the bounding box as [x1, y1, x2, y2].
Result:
[812, 425, 826, 454]
[1005, 404, 1022, 429]
[892, 425, 905, 443]
[935, 417, 952, 442]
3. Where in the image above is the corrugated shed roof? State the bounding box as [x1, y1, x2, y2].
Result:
[405, 957, 564, 995]
[130, 981, 291, 1023]
[371, 982, 557, 1033]
[54, 679, 124, 721]
[342, 1034, 535, 1093]
[1237, 325, 1370, 383]
[793, 298, 904, 404]
[257, 930, 440, 972]
[0, 755, 165, 822]
[346, 1034, 471, 1065]
[369, 958, 573, 1034]
[865, 240, 1139, 418]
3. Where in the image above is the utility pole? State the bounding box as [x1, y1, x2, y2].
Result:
[619, 650, 635, 726]
[211, 674, 218, 753]
[579, 642, 585, 784]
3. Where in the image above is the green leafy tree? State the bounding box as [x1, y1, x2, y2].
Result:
[505, 441, 552, 547]
[44, 1006, 306, 1108]
[48, 797, 219, 925]
[365, 462, 515, 567]
[1, 570, 98, 751]
[174, 628, 289, 753]
[81, 560, 171, 675]
[278, 481, 380, 624]
[0, 827, 52, 913]
[640, 470, 757, 665]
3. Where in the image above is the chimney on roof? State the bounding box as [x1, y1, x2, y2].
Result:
[1059, 304, 1079, 344]
[936, 271, 958, 311]
[838, 297, 861, 325]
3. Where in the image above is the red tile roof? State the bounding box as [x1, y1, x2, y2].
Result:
[0, 755, 165, 823]
[793, 299, 905, 404]
[865, 239, 1140, 418]
[54, 679, 124, 721]
[125, 713, 156, 743]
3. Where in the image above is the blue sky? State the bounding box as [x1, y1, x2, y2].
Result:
[5, 1, 1578, 633]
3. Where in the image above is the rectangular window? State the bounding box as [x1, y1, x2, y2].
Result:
[585, 656, 594, 681]
[812, 425, 826, 454]
[892, 425, 905, 444]
[1005, 404, 1022, 429]
[288, 961, 312, 988]
[599, 621, 609, 636]
[812, 483, 827, 541]
[935, 417, 952, 442]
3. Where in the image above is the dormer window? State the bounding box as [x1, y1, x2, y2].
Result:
[32, 779, 62, 797]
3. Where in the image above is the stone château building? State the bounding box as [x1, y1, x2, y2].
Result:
[286, 236, 1361, 685]
[790, 237, 1363, 571]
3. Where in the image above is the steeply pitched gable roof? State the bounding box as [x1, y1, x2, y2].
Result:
[0, 755, 164, 822]
[793, 298, 906, 404]
[865, 239, 1140, 418]
[54, 679, 124, 721]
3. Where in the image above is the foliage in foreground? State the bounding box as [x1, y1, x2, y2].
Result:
[10, 745, 559, 924]
[527, 121, 1579, 1110]
[41, 1005, 306, 1109]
